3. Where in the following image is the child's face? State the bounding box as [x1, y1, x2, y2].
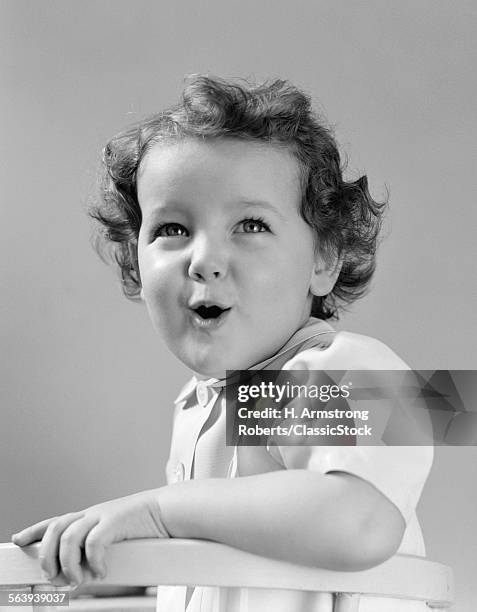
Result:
[137, 138, 336, 378]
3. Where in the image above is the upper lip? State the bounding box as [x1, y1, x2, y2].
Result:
[188, 299, 232, 311]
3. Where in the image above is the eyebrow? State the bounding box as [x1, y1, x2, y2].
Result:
[140, 204, 185, 223]
[233, 199, 287, 220]
[142, 199, 288, 220]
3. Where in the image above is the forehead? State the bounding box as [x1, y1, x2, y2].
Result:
[136, 138, 302, 211]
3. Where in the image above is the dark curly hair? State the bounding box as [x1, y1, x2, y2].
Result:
[90, 75, 386, 320]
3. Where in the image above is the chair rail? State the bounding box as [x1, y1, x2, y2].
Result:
[0, 540, 454, 607]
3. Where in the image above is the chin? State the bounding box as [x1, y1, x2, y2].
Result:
[180, 345, 258, 379]
[190, 356, 247, 380]
[183, 354, 227, 379]
[192, 364, 227, 379]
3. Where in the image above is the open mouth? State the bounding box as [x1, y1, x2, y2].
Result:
[189, 303, 232, 328]
[194, 304, 231, 320]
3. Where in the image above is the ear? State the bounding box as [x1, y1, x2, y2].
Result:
[309, 253, 342, 297]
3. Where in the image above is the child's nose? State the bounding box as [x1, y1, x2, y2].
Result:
[187, 236, 228, 282]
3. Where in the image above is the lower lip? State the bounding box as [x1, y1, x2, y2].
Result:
[189, 309, 231, 330]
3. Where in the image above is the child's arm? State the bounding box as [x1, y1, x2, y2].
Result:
[158, 468, 405, 568]
[12, 469, 404, 586]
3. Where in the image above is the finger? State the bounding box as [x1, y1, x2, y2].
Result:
[12, 518, 58, 546]
[58, 516, 99, 586]
[39, 513, 84, 580]
[44, 568, 95, 588]
[84, 520, 117, 579]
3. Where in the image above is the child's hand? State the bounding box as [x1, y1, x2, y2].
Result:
[11, 491, 168, 587]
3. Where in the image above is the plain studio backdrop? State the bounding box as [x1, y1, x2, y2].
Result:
[1, 1, 476, 610]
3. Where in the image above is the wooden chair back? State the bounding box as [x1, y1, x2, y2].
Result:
[0, 539, 454, 612]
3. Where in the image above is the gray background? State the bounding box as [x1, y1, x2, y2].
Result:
[1, 1, 476, 609]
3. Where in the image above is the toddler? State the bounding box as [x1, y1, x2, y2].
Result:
[13, 76, 433, 612]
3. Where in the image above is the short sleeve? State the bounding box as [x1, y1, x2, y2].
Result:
[266, 332, 434, 523]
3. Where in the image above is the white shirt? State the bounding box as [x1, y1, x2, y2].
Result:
[157, 318, 433, 612]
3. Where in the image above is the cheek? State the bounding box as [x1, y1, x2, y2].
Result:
[140, 249, 177, 291]
[139, 261, 183, 323]
[289, 237, 317, 286]
[253, 245, 313, 296]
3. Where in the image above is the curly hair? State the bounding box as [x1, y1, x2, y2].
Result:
[90, 75, 386, 320]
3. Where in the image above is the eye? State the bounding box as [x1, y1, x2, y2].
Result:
[236, 217, 271, 234]
[154, 223, 189, 238]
